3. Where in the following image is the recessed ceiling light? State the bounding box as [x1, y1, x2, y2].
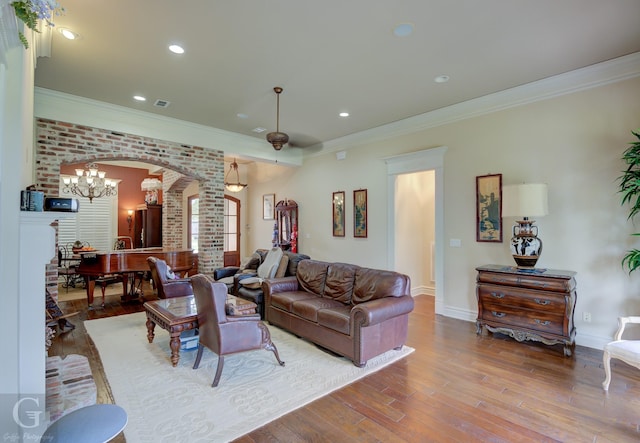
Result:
[393, 23, 414, 37]
[434, 75, 450, 83]
[133, 95, 146, 102]
[169, 44, 184, 54]
[237, 113, 249, 119]
[339, 112, 350, 118]
[252, 127, 267, 133]
[59, 28, 79, 40]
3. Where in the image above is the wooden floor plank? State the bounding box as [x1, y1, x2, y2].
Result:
[49, 289, 640, 442]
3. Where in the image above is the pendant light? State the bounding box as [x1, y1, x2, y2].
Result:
[266, 86, 289, 150]
[224, 159, 247, 192]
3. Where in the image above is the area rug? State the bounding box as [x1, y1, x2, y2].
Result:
[85, 312, 414, 443]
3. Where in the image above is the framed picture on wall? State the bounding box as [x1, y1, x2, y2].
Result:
[476, 173, 502, 242]
[353, 189, 367, 238]
[332, 191, 345, 237]
[263, 194, 275, 220]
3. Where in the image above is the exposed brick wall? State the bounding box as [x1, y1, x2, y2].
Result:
[35, 118, 224, 300]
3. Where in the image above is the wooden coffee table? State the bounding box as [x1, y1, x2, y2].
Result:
[144, 294, 257, 366]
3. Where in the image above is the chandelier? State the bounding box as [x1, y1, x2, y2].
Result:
[62, 163, 117, 203]
[224, 159, 247, 192]
[141, 177, 162, 204]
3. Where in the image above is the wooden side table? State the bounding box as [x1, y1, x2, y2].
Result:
[144, 294, 257, 366]
[475, 264, 577, 357]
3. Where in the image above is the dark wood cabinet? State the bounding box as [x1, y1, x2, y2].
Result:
[134, 204, 162, 248]
[475, 264, 576, 357]
[273, 199, 298, 252]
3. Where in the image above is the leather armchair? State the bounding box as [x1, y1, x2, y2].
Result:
[191, 274, 285, 387]
[212, 250, 265, 292]
[147, 256, 193, 299]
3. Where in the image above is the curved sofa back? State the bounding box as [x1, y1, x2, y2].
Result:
[296, 259, 410, 305]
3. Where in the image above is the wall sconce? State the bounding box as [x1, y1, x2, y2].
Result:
[127, 209, 134, 232]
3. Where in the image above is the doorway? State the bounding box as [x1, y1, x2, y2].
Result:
[385, 146, 446, 315]
[224, 195, 241, 266]
[395, 170, 435, 296]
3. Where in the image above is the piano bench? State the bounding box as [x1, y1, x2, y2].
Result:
[93, 275, 124, 308]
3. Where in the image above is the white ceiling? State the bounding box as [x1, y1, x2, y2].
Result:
[34, 0, 640, 153]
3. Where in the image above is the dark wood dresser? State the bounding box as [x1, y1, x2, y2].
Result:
[476, 264, 577, 357]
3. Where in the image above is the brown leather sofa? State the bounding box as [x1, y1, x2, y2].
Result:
[264, 259, 414, 367]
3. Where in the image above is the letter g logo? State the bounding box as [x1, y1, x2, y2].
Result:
[12, 397, 42, 429]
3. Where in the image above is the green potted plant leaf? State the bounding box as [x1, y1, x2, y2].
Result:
[619, 130, 640, 273]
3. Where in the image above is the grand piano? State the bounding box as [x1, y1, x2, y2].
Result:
[77, 248, 196, 307]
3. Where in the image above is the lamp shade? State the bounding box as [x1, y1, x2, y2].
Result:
[141, 178, 162, 191]
[502, 184, 548, 218]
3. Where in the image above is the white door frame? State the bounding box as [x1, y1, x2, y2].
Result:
[384, 146, 447, 315]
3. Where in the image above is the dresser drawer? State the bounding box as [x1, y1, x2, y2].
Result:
[478, 270, 575, 293]
[478, 283, 567, 313]
[480, 302, 564, 335]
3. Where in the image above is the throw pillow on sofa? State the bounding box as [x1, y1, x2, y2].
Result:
[239, 247, 284, 289]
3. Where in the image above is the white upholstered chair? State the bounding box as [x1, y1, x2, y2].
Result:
[602, 316, 640, 390]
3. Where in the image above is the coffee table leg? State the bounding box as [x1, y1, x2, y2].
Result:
[146, 318, 156, 343]
[169, 333, 181, 367]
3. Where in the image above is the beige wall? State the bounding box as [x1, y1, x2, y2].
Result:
[246, 76, 640, 349]
[30, 59, 640, 350]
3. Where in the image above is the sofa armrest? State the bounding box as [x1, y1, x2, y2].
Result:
[163, 278, 193, 298]
[213, 266, 240, 280]
[263, 276, 299, 306]
[351, 295, 414, 327]
[264, 276, 299, 294]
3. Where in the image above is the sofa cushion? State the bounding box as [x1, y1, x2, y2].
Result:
[285, 252, 310, 277]
[270, 291, 317, 312]
[352, 268, 410, 304]
[240, 252, 261, 271]
[274, 255, 290, 278]
[291, 297, 344, 323]
[257, 247, 284, 279]
[238, 277, 262, 289]
[323, 263, 357, 303]
[297, 260, 329, 295]
[317, 305, 352, 335]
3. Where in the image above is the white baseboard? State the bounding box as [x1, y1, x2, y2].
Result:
[411, 284, 434, 296]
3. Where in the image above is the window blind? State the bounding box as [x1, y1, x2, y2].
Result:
[58, 176, 119, 251]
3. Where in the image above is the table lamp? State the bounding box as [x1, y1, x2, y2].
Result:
[502, 183, 548, 268]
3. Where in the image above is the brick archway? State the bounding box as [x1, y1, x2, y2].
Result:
[35, 118, 224, 282]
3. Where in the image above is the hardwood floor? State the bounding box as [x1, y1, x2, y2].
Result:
[50, 287, 640, 442]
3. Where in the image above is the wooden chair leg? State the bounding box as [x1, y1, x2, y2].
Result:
[212, 355, 225, 387]
[100, 284, 106, 307]
[265, 341, 285, 366]
[603, 349, 612, 391]
[193, 345, 204, 370]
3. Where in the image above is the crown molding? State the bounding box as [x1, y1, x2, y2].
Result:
[309, 51, 640, 156]
[35, 52, 640, 164]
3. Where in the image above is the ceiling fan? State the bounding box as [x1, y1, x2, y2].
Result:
[266, 86, 289, 151]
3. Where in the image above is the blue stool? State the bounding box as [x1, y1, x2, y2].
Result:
[41, 404, 127, 443]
